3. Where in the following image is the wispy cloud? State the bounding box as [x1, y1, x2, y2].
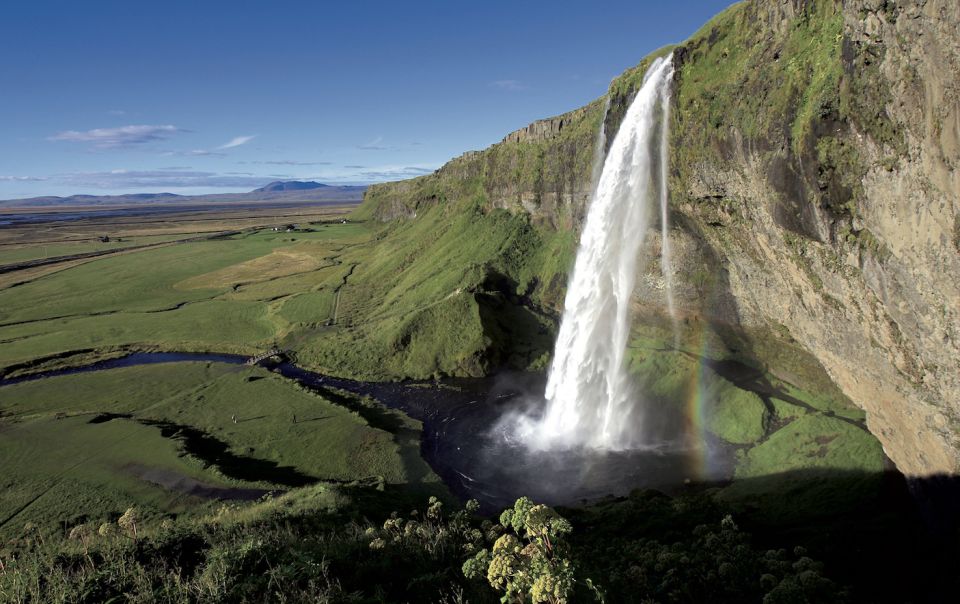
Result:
[353, 165, 435, 181]
[0, 175, 48, 182]
[217, 135, 256, 150]
[174, 149, 227, 157]
[357, 136, 392, 151]
[107, 109, 127, 116]
[239, 160, 332, 166]
[343, 165, 366, 169]
[49, 125, 183, 149]
[55, 168, 272, 189]
[491, 79, 529, 91]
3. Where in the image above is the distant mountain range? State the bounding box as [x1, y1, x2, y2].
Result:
[0, 181, 366, 207]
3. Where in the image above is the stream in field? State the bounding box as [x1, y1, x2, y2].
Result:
[0, 352, 733, 511]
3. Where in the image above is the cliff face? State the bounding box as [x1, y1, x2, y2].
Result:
[355, 0, 959, 476]
[357, 99, 607, 231]
[664, 0, 960, 476]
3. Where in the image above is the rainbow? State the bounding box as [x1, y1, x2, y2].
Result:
[680, 318, 716, 482]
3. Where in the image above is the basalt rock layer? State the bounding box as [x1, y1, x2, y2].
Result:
[355, 0, 959, 476]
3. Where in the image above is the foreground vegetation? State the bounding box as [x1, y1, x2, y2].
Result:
[3, 476, 952, 603]
[0, 485, 853, 603]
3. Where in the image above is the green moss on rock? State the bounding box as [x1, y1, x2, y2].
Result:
[736, 414, 884, 479]
[703, 375, 769, 445]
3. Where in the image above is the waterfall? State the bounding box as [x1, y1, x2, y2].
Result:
[589, 96, 612, 198]
[531, 55, 675, 450]
[658, 72, 679, 346]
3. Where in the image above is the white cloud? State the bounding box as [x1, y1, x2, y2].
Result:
[49, 125, 183, 149]
[491, 79, 529, 91]
[217, 135, 256, 150]
[179, 149, 227, 157]
[0, 175, 47, 182]
[357, 136, 391, 151]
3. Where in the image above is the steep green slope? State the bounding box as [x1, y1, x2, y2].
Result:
[328, 51, 677, 381]
[295, 200, 576, 379]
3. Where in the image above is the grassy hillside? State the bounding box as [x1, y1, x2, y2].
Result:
[295, 200, 576, 379]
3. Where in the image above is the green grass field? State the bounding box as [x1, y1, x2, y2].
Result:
[0, 238, 282, 323]
[0, 223, 376, 372]
[0, 233, 191, 266]
[0, 361, 436, 540]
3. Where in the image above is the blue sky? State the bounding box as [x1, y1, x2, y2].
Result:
[0, 0, 732, 199]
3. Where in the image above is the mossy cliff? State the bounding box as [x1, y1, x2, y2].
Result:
[354, 0, 959, 477]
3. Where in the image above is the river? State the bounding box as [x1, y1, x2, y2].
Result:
[1, 352, 733, 512]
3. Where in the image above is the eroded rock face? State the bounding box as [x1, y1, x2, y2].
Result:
[358, 0, 959, 476]
[665, 0, 960, 475]
[500, 106, 594, 145]
[845, 0, 960, 474]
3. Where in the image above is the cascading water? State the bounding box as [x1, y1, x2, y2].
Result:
[658, 76, 679, 346]
[589, 96, 612, 198]
[530, 55, 675, 450]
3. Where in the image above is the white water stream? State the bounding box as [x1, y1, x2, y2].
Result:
[529, 56, 676, 450]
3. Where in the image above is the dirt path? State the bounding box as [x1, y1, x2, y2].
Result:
[331, 263, 357, 325]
